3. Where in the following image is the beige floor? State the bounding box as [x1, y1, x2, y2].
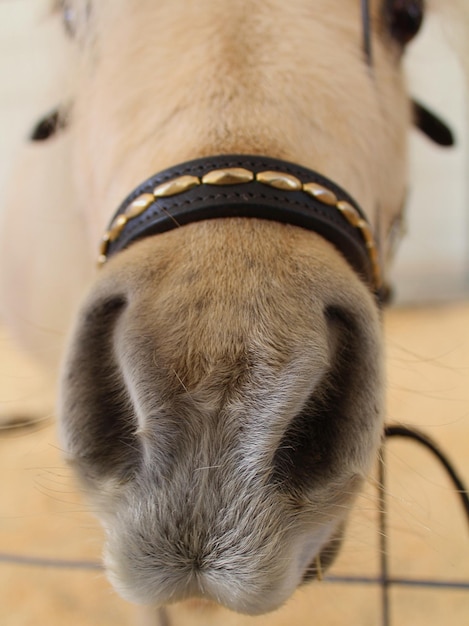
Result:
[0, 303, 468, 626]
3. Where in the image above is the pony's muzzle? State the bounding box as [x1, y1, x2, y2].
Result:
[59, 220, 384, 614]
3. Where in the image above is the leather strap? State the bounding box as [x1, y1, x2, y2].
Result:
[101, 155, 384, 299]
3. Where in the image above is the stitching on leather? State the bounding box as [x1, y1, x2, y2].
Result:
[137, 193, 346, 225]
[118, 189, 356, 244]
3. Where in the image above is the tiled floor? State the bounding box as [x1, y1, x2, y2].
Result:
[0, 302, 468, 626]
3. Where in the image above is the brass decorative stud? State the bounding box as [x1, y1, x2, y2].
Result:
[336, 200, 361, 227]
[367, 242, 379, 262]
[98, 233, 110, 256]
[357, 220, 374, 246]
[97, 233, 111, 266]
[125, 193, 155, 219]
[365, 242, 381, 286]
[202, 168, 254, 185]
[303, 182, 337, 206]
[108, 215, 128, 242]
[153, 175, 200, 198]
[256, 171, 302, 191]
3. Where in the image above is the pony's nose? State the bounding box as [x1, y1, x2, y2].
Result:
[59, 220, 383, 614]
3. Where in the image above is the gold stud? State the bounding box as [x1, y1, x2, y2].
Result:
[336, 200, 361, 227]
[98, 233, 111, 257]
[302, 182, 337, 206]
[357, 220, 374, 246]
[368, 243, 378, 262]
[367, 242, 379, 262]
[108, 214, 128, 242]
[366, 243, 381, 286]
[202, 168, 254, 185]
[125, 193, 155, 219]
[256, 171, 301, 191]
[153, 175, 200, 198]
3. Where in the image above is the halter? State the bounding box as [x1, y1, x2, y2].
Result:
[98, 154, 383, 299]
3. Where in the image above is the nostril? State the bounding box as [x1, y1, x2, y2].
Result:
[82, 294, 128, 329]
[60, 293, 140, 487]
[271, 385, 339, 491]
[324, 305, 356, 333]
[271, 306, 360, 491]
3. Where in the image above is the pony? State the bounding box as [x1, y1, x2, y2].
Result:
[0, 1, 466, 624]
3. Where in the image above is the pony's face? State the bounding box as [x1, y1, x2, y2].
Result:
[55, 0, 423, 615]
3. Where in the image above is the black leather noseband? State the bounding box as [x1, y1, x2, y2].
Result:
[99, 155, 385, 301]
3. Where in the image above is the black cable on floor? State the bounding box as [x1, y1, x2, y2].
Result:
[379, 423, 469, 626]
[385, 424, 469, 524]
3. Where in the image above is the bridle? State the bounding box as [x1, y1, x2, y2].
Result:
[31, 1, 454, 305]
[98, 155, 384, 300]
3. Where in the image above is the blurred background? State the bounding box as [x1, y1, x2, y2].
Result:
[0, 2, 467, 626]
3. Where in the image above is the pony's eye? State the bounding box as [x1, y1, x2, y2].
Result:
[385, 0, 425, 46]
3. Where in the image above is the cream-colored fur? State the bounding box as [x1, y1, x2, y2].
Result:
[0, 1, 466, 625]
